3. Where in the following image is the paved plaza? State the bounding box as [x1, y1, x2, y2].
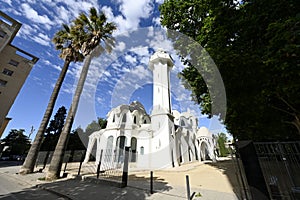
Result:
[0, 158, 240, 200]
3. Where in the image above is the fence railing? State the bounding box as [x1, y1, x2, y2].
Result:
[254, 142, 300, 200]
[36, 147, 130, 187]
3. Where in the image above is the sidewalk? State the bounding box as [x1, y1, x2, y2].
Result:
[0, 159, 240, 200]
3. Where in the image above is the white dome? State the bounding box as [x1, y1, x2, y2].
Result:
[196, 126, 212, 138]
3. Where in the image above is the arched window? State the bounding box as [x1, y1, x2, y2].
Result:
[131, 137, 137, 162]
[107, 136, 114, 149]
[133, 116, 137, 124]
[105, 136, 114, 162]
[112, 114, 115, 122]
[115, 136, 126, 162]
[180, 120, 185, 126]
[131, 137, 137, 151]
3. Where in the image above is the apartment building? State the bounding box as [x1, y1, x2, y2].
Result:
[0, 11, 39, 137]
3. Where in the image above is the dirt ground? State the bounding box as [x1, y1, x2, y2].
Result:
[128, 158, 241, 196]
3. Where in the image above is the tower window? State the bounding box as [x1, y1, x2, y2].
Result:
[0, 79, 7, 86]
[2, 68, 13, 76]
[8, 59, 19, 67]
[0, 30, 7, 38]
[112, 114, 115, 122]
[133, 116, 137, 124]
[122, 114, 127, 122]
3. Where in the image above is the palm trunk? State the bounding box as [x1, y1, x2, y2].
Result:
[46, 54, 92, 180]
[20, 59, 71, 175]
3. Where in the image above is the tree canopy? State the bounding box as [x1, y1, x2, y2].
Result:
[2, 129, 31, 157]
[160, 0, 300, 141]
[40, 106, 67, 151]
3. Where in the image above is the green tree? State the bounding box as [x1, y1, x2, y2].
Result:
[160, 0, 300, 141]
[85, 118, 107, 135]
[98, 117, 107, 129]
[40, 106, 67, 151]
[46, 7, 116, 180]
[67, 128, 86, 151]
[216, 133, 229, 157]
[20, 22, 84, 175]
[2, 129, 31, 157]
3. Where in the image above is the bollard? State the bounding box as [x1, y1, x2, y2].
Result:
[150, 171, 153, 194]
[63, 161, 68, 173]
[121, 147, 130, 187]
[78, 150, 86, 176]
[186, 175, 190, 200]
[96, 150, 103, 179]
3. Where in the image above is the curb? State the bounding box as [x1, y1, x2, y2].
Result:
[79, 175, 126, 188]
[36, 184, 74, 200]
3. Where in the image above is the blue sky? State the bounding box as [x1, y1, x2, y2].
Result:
[1, 0, 227, 140]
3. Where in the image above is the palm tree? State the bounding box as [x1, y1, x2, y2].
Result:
[46, 7, 116, 180]
[19, 24, 84, 175]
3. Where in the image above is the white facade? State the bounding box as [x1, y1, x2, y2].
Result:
[84, 49, 216, 170]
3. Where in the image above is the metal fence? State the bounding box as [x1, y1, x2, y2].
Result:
[35, 150, 86, 171]
[36, 147, 130, 187]
[254, 142, 300, 200]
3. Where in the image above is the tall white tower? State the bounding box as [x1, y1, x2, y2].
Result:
[149, 49, 173, 117]
[148, 49, 178, 168]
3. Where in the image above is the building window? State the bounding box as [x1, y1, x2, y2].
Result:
[0, 79, 7, 86]
[180, 120, 185, 126]
[8, 59, 19, 67]
[122, 114, 127, 122]
[0, 30, 7, 38]
[140, 146, 144, 155]
[2, 68, 13, 76]
[133, 116, 137, 124]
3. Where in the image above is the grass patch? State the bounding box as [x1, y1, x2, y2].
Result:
[38, 177, 46, 181]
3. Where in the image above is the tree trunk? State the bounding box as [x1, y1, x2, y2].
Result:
[46, 54, 92, 180]
[20, 59, 71, 175]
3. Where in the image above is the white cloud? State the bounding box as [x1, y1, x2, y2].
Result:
[152, 17, 161, 26]
[101, 6, 114, 21]
[2, 0, 12, 6]
[54, 5, 71, 24]
[130, 46, 149, 57]
[110, 0, 154, 34]
[155, 0, 164, 4]
[52, 64, 62, 71]
[125, 54, 136, 64]
[21, 3, 54, 29]
[31, 32, 51, 46]
[115, 41, 126, 52]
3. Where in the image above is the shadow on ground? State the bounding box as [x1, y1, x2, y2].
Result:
[207, 159, 244, 199]
[0, 174, 172, 200]
[0, 186, 65, 200]
[0, 161, 23, 168]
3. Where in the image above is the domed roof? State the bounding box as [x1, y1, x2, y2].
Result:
[172, 110, 181, 120]
[196, 126, 212, 138]
[129, 101, 148, 114]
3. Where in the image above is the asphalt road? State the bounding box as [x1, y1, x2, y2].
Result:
[0, 161, 66, 200]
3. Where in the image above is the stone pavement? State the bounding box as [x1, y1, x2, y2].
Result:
[0, 159, 240, 200]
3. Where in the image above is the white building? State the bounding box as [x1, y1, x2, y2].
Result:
[84, 49, 216, 170]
